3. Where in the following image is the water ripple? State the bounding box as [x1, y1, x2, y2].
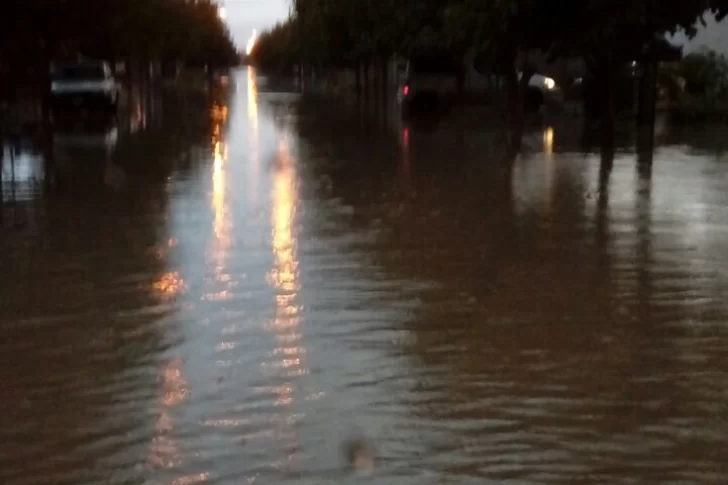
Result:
[3, 70, 728, 484]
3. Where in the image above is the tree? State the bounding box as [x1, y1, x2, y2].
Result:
[250, 19, 299, 73]
[251, 0, 728, 158]
[443, 0, 575, 153]
[554, 1, 728, 149]
[0, 0, 239, 99]
[258, 0, 402, 94]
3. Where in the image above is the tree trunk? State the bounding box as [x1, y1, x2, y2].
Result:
[637, 59, 658, 166]
[592, 57, 616, 161]
[456, 61, 465, 105]
[0, 136, 3, 223]
[499, 44, 529, 155]
[637, 61, 657, 127]
[373, 59, 380, 100]
[380, 57, 389, 102]
[504, 62, 524, 155]
[43, 124, 55, 193]
[519, 60, 536, 113]
[363, 60, 370, 99]
[37, 47, 52, 123]
[354, 61, 362, 97]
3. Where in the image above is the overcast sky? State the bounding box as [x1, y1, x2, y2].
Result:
[220, 0, 290, 47]
[668, 12, 728, 56]
[218, 1, 728, 57]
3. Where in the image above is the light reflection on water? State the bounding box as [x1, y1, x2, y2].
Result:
[150, 357, 188, 469]
[211, 138, 230, 272]
[3, 69, 728, 485]
[247, 66, 259, 129]
[247, 65, 260, 205]
[265, 135, 307, 471]
[543, 125, 554, 157]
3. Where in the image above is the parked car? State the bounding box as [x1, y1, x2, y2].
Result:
[50, 61, 120, 115]
[397, 55, 563, 117]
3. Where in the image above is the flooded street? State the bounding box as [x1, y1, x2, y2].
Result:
[2, 67, 728, 484]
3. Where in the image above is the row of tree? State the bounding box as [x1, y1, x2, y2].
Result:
[0, 0, 238, 92]
[251, 1, 728, 153]
[254, 1, 728, 77]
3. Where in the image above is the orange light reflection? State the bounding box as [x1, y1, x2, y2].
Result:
[267, 138, 306, 465]
[271, 150, 298, 293]
[543, 126, 555, 219]
[150, 357, 188, 468]
[247, 66, 260, 203]
[211, 104, 228, 123]
[247, 66, 258, 129]
[544, 126, 554, 158]
[153, 271, 187, 299]
[211, 138, 231, 277]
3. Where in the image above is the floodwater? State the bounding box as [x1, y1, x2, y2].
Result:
[2, 67, 728, 484]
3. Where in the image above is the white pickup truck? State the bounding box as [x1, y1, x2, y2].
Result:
[50, 61, 120, 115]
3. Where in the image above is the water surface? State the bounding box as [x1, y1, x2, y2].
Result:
[1, 68, 727, 485]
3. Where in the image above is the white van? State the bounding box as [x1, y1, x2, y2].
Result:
[50, 61, 120, 115]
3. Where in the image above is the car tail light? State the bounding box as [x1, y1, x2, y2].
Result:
[403, 85, 409, 96]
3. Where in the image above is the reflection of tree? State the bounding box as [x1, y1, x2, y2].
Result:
[405, 151, 726, 480]
[0, 89, 221, 485]
[42, 87, 224, 199]
[290, 101, 728, 481]
[111, 87, 226, 181]
[0, 186, 173, 484]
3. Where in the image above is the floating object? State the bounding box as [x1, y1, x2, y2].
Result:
[342, 435, 376, 474]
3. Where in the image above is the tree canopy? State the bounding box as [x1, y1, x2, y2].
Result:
[251, 0, 728, 74]
[0, 0, 238, 78]
[247, 0, 728, 155]
[553, 1, 728, 67]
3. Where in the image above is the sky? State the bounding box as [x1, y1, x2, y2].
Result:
[219, 0, 290, 48]
[668, 12, 728, 57]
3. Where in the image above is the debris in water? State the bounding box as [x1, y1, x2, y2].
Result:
[342, 435, 376, 474]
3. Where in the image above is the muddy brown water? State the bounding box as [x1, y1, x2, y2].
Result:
[1, 67, 727, 484]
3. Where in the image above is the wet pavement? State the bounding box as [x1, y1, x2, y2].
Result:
[1, 67, 728, 484]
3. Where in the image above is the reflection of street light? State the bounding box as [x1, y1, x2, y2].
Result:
[247, 66, 258, 126]
[543, 126, 554, 156]
[266, 138, 306, 462]
[212, 139, 229, 247]
[271, 139, 299, 296]
[246, 66, 260, 203]
[150, 357, 188, 468]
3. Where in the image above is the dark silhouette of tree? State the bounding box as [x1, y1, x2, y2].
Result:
[0, 0, 238, 98]
[249, 19, 299, 74]
[250, 0, 728, 152]
[443, 0, 579, 153]
[553, 1, 728, 147]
